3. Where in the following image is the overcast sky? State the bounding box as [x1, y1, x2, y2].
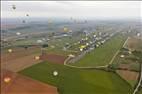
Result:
[1, 1, 142, 20]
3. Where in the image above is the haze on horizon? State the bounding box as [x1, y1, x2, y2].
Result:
[1, 1, 142, 20]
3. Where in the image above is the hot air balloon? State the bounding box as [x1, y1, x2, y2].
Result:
[63, 27, 69, 32]
[26, 14, 29, 17]
[12, 5, 16, 10]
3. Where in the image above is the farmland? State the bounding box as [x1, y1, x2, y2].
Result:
[1, 21, 141, 94]
[1, 16, 141, 94]
[20, 61, 132, 94]
[111, 37, 142, 88]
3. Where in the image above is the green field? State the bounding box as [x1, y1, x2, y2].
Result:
[20, 61, 132, 94]
[111, 37, 142, 72]
[111, 50, 140, 72]
[71, 34, 127, 67]
[137, 88, 142, 94]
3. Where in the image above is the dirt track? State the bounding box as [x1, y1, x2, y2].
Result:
[1, 70, 58, 94]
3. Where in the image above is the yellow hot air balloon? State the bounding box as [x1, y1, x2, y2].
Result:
[35, 56, 40, 60]
[80, 45, 86, 49]
[4, 77, 11, 83]
[53, 71, 58, 76]
[8, 49, 13, 53]
[63, 27, 69, 32]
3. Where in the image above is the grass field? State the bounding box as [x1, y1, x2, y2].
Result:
[111, 50, 140, 72]
[137, 88, 142, 94]
[70, 34, 127, 67]
[20, 61, 132, 94]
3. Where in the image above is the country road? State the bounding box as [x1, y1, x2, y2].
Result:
[133, 64, 142, 94]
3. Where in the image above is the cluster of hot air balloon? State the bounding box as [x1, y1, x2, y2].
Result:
[12, 4, 29, 24]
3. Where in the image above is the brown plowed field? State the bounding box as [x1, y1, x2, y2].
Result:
[1, 47, 41, 72]
[126, 37, 142, 51]
[40, 53, 67, 64]
[117, 70, 139, 81]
